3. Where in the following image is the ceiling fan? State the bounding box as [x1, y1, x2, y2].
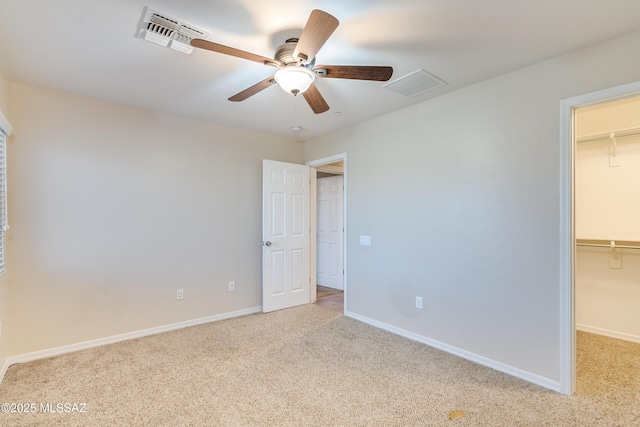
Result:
[190, 9, 393, 114]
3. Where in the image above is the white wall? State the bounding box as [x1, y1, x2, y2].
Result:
[575, 97, 640, 342]
[305, 28, 640, 387]
[0, 61, 11, 373]
[8, 83, 303, 355]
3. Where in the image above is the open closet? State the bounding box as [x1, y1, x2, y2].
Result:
[575, 96, 640, 342]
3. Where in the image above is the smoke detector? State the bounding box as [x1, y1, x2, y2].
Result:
[136, 7, 208, 54]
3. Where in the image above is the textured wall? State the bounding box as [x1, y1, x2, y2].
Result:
[8, 83, 303, 354]
[305, 29, 640, 386]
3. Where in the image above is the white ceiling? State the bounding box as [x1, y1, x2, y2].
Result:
[1, 0, 640, 140]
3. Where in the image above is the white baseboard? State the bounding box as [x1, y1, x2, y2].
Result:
[576, 324, 640, 344]
[0, 306, 262, 384]
[345, 310, 561, 393]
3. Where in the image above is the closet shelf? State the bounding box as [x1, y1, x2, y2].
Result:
[576, 125, 640, 144]
[576, 239, 640, 250]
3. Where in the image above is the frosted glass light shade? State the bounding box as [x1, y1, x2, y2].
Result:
[274, 66, 315, 95]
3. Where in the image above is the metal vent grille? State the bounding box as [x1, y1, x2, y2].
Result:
[382, 69, 446, 97]
[137, 7, 208, 54]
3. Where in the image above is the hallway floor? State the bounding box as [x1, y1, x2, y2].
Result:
[315, 292, 343, 313]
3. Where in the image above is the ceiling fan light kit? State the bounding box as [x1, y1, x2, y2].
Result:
[189, 9, 394, 114]
[274, 66, 315, 95]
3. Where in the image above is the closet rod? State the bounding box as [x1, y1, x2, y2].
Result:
[576, 239, 640, 250]
[576, 126, 640, 144]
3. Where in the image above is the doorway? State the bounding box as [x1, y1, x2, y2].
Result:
[574, 96, 640, 340]
[559, 80, 640, 395]
[573, 95, 640, 398]
[307, 154, 347, 314]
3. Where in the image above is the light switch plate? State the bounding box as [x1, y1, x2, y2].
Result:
[360, 235, 372, 246]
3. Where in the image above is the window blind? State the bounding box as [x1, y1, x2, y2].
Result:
[0, 129, 6, 271]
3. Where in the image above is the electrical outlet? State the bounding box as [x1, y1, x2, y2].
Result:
[415, 296, 423, 309]
[228, 281, 235, 291]
[176, 288, 184, 300]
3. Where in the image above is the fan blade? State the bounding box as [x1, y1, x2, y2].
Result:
[293, 10, 339, 65]
[229, 77, 277, 102]
[314, 65, 393, 81]
[302, 83, 329, 114]
[191, 39, 279, 67]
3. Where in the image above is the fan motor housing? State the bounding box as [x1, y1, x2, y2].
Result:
[275, 38, 315, 68]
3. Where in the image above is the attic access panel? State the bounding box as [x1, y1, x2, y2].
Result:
[383, 69, 446, 97]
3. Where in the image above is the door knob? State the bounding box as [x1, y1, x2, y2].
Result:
[264, 241, 272, 247]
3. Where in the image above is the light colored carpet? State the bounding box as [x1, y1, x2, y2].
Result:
[0, 304, 639, 426]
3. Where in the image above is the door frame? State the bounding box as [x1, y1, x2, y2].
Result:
[559, 80, 640, 395]
[307, 153, 347, 313]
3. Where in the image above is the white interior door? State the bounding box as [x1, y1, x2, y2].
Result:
[317, 175, 344, 290]
[262, 160, 310, 313]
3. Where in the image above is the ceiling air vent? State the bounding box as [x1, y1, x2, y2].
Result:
[136, 7, 208, 54]
[382, 69, 446, 97]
